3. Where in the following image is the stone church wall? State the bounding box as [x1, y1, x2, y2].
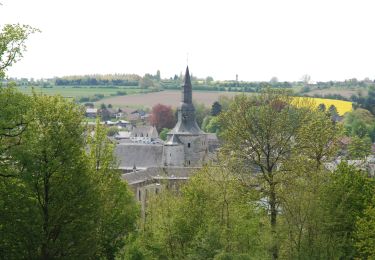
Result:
[163, 144, 184, 166]
[179, 135, 208, 166]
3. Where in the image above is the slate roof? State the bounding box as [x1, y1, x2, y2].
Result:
[115, 143, 164, 168]
[130, 126, 158, 138]
[121, 167, 199, 185]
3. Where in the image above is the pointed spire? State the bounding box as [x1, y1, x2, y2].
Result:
[184, 66, 191, 86]
[182, 66, 192, 104]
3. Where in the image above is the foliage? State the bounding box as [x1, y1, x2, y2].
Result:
[193, 101, 210, 128]
[211, 101, 222, 116]
[87, 120, 139, 259]
[318, 163, 374, 258]
[122, 166, 269, 259]
[1, 95, 100, 258]
[107, 126, 119, 137]
[0, 24, 40, 78]
[344, 108, 375, 140]
[356, 196, 375, 258]
[149, 103, 175, 132]
[347, 136, 372, 159]
[204, 116, 221, 134]
[219, 90, 341, 259]
[159, 128, 170, 141]
[0, 86, 31, 171]
[0, 93, 138, 259]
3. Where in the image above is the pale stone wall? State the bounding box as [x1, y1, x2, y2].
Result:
[163, 144, 184, 166]
[178, 134, 208, 166]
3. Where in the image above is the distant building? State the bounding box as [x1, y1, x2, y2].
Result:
[85, 108, 98, 118]
[116, 67, 213, 170]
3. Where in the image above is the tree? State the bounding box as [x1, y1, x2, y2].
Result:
[211, 101, 222, 116]
[356, 196, 375, 258]
[328, 104, 338, 118]
[318, 103, 326, 112]
[270, 77, 278, 84]
[319, 163, 374, 258]
[159, 128, 170, 141]
[0, 86, 31, 175]
[194, 101, 210, 128]
[122, 165, 268, 259]
[156, 70, 161, 81]
[87, 120, 139, 259]
[348, 136, 372, 159]
[219, 90, 318, 259]
[5, 95, 100, 258]
[0, 95, 138, 259]
[149, 104, 175, 132]
[0, 24, 40, 78]
[205, 116, 221, 134]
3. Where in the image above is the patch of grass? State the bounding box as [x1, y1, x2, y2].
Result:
[16, 85, 141, 98]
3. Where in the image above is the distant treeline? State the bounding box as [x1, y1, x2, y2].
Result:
[6, 74, 375, 94]
[55, 74, 141, 86]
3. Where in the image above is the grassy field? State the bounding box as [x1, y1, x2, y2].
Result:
[303, 87, 367, 99]
[16, 85, 141, 98]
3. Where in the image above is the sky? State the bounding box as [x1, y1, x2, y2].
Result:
[1, 0, 375, 82]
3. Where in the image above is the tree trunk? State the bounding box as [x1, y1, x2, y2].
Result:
[269, 181, 279, 260]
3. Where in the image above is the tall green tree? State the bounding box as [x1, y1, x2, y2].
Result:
[356, 196, 375, 259]
[319, 163, 374, 258]
[6, 95, 100, 259]
[87, 120, 139, 259]
[219, 91, 308, 259]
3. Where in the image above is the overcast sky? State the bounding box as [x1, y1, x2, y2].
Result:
[1, 0, 374, 81]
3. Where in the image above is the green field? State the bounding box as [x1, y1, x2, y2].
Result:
[16, 85, 142, 98]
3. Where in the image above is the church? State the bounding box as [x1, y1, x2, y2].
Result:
[116, 67, 218, 208]
[115, 66, 215, 170]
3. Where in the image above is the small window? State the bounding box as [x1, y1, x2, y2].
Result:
[188, 160, 191, 165]
[138, 190, 141, 200]
[188, 143, 191, 148]
[170, 153, 171, 157]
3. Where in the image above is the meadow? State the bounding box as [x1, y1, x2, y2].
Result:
[303, 87, 367, 99]
[16, 85, 141, 98]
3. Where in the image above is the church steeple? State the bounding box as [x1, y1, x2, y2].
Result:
[167, 67, 202, 135]
[182, 66, 192, 104]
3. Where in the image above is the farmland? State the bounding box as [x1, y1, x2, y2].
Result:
[15, 85, 142, 98]
[97, 90, 247, 108]
[97, 90, 353, 115]
[294, 96, 352, 115]
[303, 87, 367, 99]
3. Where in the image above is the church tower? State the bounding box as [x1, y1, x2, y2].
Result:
[164, 67, 207, 167]
[171, 66, 202, 134]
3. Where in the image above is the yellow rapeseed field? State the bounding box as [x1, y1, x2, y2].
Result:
[293, 97, 352, 116]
